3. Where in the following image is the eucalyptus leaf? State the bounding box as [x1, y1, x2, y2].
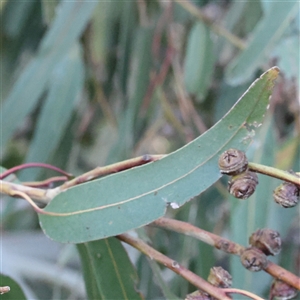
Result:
[77, 238, 143, 300]
[1, 1, 97, 152]
[21, 43, 84, 180]
[184, 22, 215, 102]
[39, 67, 279, 243]
[226, 2, 298, 85]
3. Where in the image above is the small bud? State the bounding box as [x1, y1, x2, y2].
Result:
[207, 266, 232, 288]
[228, 170, 258, 199]
[249, 228, 282, 256]
[273, 182, 299, 208]
[269, 279, 298, 300]
[218, 149, 248, 176]
[185, 290, 211, 300]
[240, 247, 268, 272]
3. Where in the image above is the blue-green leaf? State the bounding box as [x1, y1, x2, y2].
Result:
[39, 67, 279, 243]
[226, 2, 298, 85]
[77, 238, 143, 300]
[1, 1, 97, 152]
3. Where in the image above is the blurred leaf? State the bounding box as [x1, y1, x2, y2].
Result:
[118, 1, 137, 95]
[108, 26, 154, 162]
[271, 35, 300, 80]
[275, 136, 300, 170]
[21, 43, 84, 180]
[1, 1, 97, 152]
[41, 0, 58, 25]
[184, 22, 215, 102]
[2, 1, 36, 38]
[226, 2, 298, 85]
[39, 67, 279, 243]
[147, 258, 180, 300]
[77, 238, 143, 300]
[0, 274, 27, 300]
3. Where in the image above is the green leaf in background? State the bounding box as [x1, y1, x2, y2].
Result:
[39, 67, 279, 243]
[184, 22, 215, 102]
[0, 1, 97, 152]
[77, 238, 143, 300]
[108, 27, 154, 162]
[20, 43, 84, 180]
[0, 274, 27, 300]
[226, 2, 298, 85]
[271, 35, 300, 81]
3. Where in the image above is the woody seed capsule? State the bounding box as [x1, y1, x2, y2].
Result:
[249, 228, 282, 256]
[269, 279, 298, 300]
[240, 247, 268, 272]
[273, 182, 299, 208]
[218, 149, 248, 176]
[228, 170, 259, 199]
[207, 266, 232, 288]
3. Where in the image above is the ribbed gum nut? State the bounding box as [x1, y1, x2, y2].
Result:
[273, 182, 300, 208]
[240, 247, 268, 272]
[185, 290, 211, 300]
[207, 266, 232, 288]
[218, 149, 248, 176]
[269, 279, 298, 300]
[228, 170, 258, 199]
[249, 228, 282, 256]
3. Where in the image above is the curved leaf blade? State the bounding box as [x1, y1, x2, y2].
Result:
[77, 238, 143, 300]
[226, 2, 297, 85]
[39, 67, 279, 243]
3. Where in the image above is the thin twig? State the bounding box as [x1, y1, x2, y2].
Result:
[0, 162, 72, 180]
[23, 176, 68, 188]
[173, 0, 245, 50]
[226, 288, 264, 300]
[249, 162, 300, 187]
[0, 180, 57, 204]
[151, 217, 300, 290]
[117, 233, 232, 300]
[59, 154, 164, 191]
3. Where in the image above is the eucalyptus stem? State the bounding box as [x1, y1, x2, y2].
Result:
[152, 218, 300, 290]
[59, 154, 164, 191]
[117, 233, 232, 300]
[173, 0, 245, 50]
[248, 162, 300, 187]
[0, 162, 72, 180]
[0, 179, 57, 204]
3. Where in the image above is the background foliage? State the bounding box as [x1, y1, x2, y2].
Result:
[1, 0, 299, 299]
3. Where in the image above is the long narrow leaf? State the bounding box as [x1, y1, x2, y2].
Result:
[226, 2, 298, 85]
[21, 44, 84, 180]
[77, 238, 143, 300]
[39, 67, 279, 243]
[1, 1, 97, 151]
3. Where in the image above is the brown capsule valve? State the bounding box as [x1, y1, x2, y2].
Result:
[240, 247, 268, 272]
[218, 149, 248, 176]
[228, 170, 258, 199]
[207, 266, 232, 288]
[273, 182, 299, 208]
[269, 279, 298, 300]
[249, 228, 282, 256]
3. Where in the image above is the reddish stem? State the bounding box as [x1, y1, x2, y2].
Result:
[0, 163, 73, 180]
